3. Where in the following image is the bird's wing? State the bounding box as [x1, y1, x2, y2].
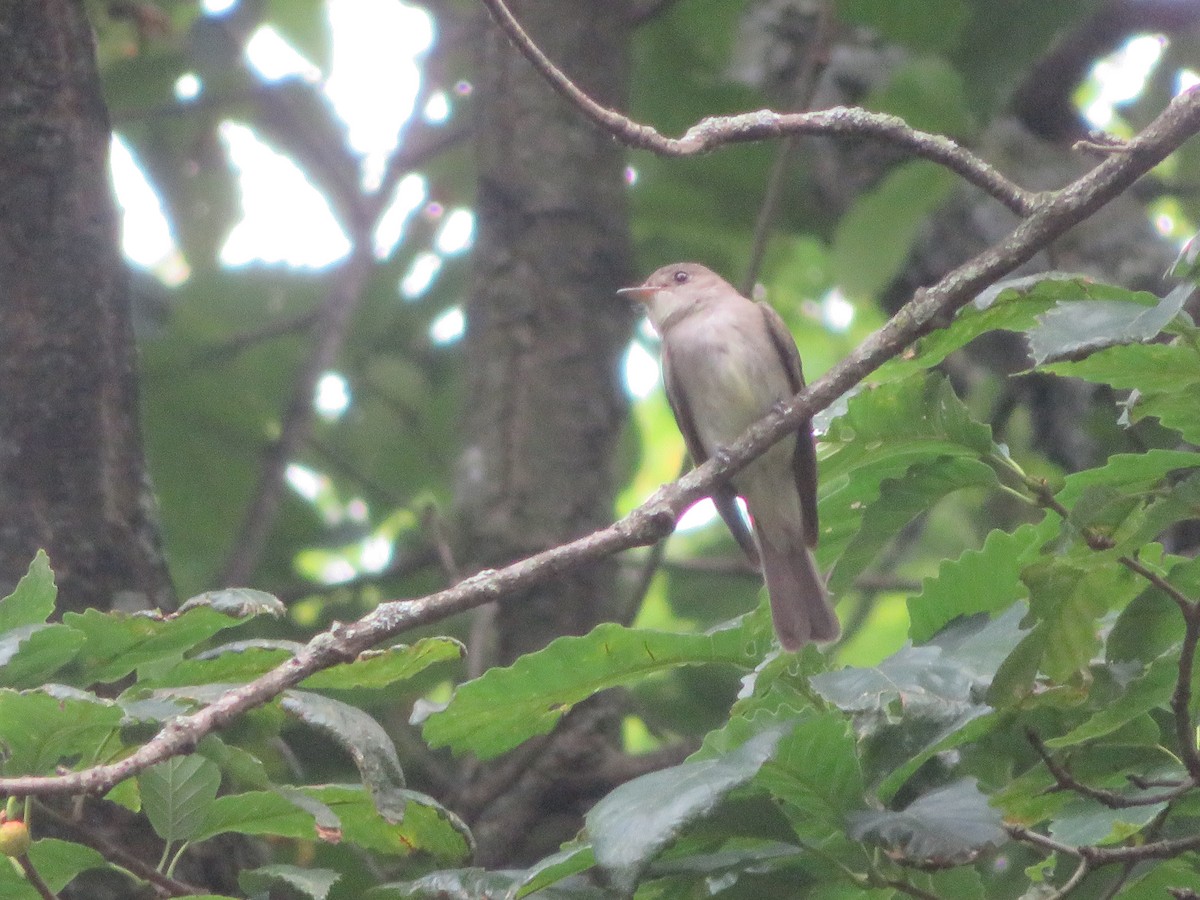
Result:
[663, 348, 761, 565]
[759, 303, 820, 548]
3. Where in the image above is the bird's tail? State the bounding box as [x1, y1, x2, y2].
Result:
[755, 525, 839, 650]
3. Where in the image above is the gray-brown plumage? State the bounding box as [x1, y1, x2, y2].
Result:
[619, 262, 838, 649]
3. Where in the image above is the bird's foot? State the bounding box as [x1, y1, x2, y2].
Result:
[713, 445, 735, 467]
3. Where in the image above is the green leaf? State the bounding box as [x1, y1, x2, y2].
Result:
[819, 375, 1001, 568]
[1027, 283, 1190, 365]
[847, 778, 1004, 862]
[280, 691, 406, 822]
[1045, 654, 1177, 748]
[831, 161, 956, 299]
[138, 642, 295, 689]
[0, 688, 123, 775]
[239, 864, 339, 900]
[197, 786, 472, 861]
[299, 637, 463, 690]
[14, 838, 107, 894]
[1048, 797, 1168, 846]
[514, 843, 595, 898]
[836, 0, 968, 53]
[265, 0, 332, 73]
[0, 551, 56, 630]
[829, 456, 997, 595]
[586, 727, 787, 895]
[1022, 559, 1141, 683]
[909, 525, 1040, 642]
[66, 596, 280, 683]
[178, 588, 286, 619]
[757, 710, 864, 839]
[813, 607, 1025, 801]
[1041, 341, 1200, 394]
[420, 619, 767, 760]
[874, 272, 1069, 382]
[0, 623, 85, 689]
[864, 56, 976, 137]
[139, 755, 222, 844]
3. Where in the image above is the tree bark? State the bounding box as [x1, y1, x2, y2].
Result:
[460, 0, 635, 666]
[0, 0, 173, 613]
[456, 0, 636, 864]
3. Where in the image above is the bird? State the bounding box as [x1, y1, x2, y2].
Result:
[619, 262, 838, 649]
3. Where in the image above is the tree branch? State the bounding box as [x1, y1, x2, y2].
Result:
[3, 77, 1200, 799]
[477, 0, 1037, 216]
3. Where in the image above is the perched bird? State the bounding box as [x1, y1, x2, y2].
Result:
[619, 262, 838, 649]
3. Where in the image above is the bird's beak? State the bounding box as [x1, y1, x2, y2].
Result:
[616, 284, 654, 302]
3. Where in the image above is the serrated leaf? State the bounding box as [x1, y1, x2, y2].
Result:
[0, 551, 56, 631]
[66, 599, 278, 683]
[1026, 282, 1189, 364]
[420, 619, 767, 760]
[299, 637, 463, 690]
[139, 755, 222, 844]
[875, 272, 1073, 382]
[848, 778, 1004, 862]
[829, 455, 997, 595]
[1045, 654, 1177, 748]
[177, 588, 286, 619]
[139, 643, 294, 689]
[814, 608, 1025, 801]
[280, 690, 406, 822]
[0, 688, 123, 775]
[1022, 559, 1141, 683]
[757, 710, 864, 838]
[909, 525, 1040, 642]
[819, 375, 1002, 567]
[1041, 341, 1200, 393]
[197, 785, 471, 860]
[239, 864, 339, 900]
[586, 727, 786, 895]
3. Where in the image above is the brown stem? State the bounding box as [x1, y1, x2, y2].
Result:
[477, 0, 1037, 216]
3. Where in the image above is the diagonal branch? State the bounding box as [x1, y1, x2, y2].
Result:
[477, 0, 1037, 215]
[3, 84, 1200, 800]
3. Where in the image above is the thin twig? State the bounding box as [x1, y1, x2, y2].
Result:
[741, 0, 835, 294]
[477, 0, 1037, 216]
[4, 82, 1200, 801]
[219, 244, 375, 586]
[1025, 727, 1195, 808]
[15, 855, 58, 900]
[1029, 477, 1200, 780]
[34, 801, 207, 896]
[1047, 859, 1091, 900]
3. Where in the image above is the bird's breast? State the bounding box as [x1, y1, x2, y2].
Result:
[666, 314, 793, 453]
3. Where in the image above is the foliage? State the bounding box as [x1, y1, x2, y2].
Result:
[7, 0, 1200, 898]
[10, 273, 1200, 895]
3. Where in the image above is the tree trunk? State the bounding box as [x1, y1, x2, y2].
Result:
[456, 0, 636, 864]
[0, 0, 173, 613]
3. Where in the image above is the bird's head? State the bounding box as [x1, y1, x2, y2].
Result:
[617, 262, 732, 332]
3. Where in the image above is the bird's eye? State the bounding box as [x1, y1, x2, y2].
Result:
[672, 270, 689, 284]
